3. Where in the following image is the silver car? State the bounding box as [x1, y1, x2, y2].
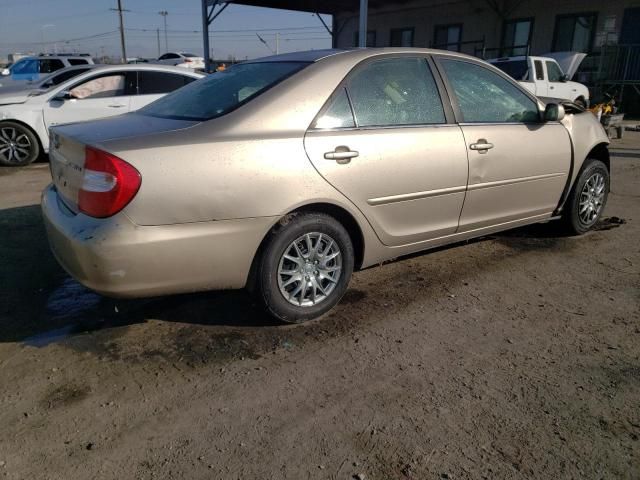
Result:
[42, 48, 610, 322]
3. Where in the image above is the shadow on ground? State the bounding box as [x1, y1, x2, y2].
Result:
[0, 203, 625, 345]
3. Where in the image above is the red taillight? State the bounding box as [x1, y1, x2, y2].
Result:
[78, 146, 141, 218]
[184, 58, 193, 63]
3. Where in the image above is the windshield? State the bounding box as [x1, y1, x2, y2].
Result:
[141, 61, 309, 121]
[492, 60, 529, 81]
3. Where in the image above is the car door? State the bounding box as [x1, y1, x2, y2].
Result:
[545, 60, 572, 100]
[304, 56, 469, 246]
[44, 71, 136, 128]
[436, 57, 572, 231]
[129, 70, 199, 111]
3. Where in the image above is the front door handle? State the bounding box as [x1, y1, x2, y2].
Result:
[324, 146, 359, 163]
[108, 103, 126, 108]
[469, 139, 494, 153]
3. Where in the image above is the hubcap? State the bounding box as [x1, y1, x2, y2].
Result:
[277, 232, 342, 307]
[578, 172, 606, 226]
[0, 126, 31, 164]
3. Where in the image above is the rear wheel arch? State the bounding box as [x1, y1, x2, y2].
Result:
[247, 202, 365, 293]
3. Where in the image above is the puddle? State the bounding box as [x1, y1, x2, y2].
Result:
[45, 278, 103, 319]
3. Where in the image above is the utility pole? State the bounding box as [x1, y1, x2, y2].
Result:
[276, 32, 279, 55]
[156, 28, 161, 57]
[159, 11, 169, 52]
[110, 0, 128, 63]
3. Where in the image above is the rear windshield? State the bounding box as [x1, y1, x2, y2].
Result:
[182, 53, 199, 58]
[492, 60, 529, 81]
[140, 61, 308, 121]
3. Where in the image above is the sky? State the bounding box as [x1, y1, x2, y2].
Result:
[0, 0, 333, 61]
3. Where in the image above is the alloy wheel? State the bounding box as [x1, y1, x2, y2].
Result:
[0, 126, 32, 164]
[277, 232, 342, 307]
[578, 172, 606, 226]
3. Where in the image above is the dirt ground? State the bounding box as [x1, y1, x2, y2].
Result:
[0, 133, 638, 480]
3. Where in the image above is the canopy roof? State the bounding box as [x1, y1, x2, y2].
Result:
[225, 0, 413, 15]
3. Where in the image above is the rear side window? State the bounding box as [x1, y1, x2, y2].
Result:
[441, 59, 539, 123]
[534, 60, 544, 80]
[345, 57, 445, 127]
[141, 61, 308, 121]
[68, 59, 88, 66]
[39, 59, 64, 73]
[137, 71, 196, 95]
[491, 60, 529, 80]
[313, 88, 355, 129]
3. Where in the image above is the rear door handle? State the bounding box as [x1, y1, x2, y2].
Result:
[469, 139, 494, 153]
[324, 146, 359, 163]
[108, 104, 126, 108]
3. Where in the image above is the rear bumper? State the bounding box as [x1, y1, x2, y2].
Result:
[41, 184, 275, 298]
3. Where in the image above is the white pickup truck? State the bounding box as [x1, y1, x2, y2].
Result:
[488, 53, 590, 107]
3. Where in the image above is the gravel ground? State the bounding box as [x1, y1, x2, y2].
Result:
[0, 134, 638, 480]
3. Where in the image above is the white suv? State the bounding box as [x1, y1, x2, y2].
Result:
[1, 55, 95, 86]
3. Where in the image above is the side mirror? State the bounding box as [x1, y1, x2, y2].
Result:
[52, 90, 73, 101]
[560, 74, 569, 82]
[1, 68, 10, 76]
[544, 103, 565, 122]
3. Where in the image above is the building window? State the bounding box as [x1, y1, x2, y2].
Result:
[552, 13, 597, 52]
[502, 18, 533, 56]
[433, 24, 462, 52]
[390, 28, 415, 47]
[354, 30, 376, 47]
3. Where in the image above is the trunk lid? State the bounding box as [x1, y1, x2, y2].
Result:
[49, 113, 199, 213]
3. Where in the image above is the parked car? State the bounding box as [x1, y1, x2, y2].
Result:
[0, 64, 97, 98]
[488, 53, 590, 107]
[0, 64, 204, 166]
[0, 54, 94, 86]
[156, 52, 205, 70]
[42, 48, 610, 323]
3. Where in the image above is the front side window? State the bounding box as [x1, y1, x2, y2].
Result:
[546, 61, 564, 82]
[345, 57, 445, 127]
[137, 71, 196, 95]
[441, 59, 539, 123]
[141, 61, 308, 121]
[69, 74, 127, 99]
[390, 28, 414, 47]
[68, 59, 88, 66]
[42, 68, 91, 88]
[434, 24, 462, 52]
[553, 13, 597, 52]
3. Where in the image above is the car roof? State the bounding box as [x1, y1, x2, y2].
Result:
[78, 64, 205, 77]
[249, 47, 481, 64]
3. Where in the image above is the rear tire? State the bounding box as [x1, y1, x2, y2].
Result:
[251, 212, 354, 323]
[561, 159, 609, 235]
[0, 121, 40, 167]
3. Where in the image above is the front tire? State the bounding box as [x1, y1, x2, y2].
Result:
[0, 121, 40, 167]
[252, 212, 354, 323]
[562, 159, 609, 234]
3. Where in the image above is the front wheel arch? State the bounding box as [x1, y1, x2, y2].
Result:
[0, 119, 44, 165]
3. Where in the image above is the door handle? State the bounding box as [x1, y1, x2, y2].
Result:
[469, 139, 494, 153]
[324, 146, 359, 163]
[108, 104, 126, 108]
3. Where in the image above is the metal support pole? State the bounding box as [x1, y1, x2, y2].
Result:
[202, 0, 212, 72]
[276, 32, 280, 55]
[358, 0, 368, 47]
[116, 0, 127, 62]
[156, 28, 161, 57]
